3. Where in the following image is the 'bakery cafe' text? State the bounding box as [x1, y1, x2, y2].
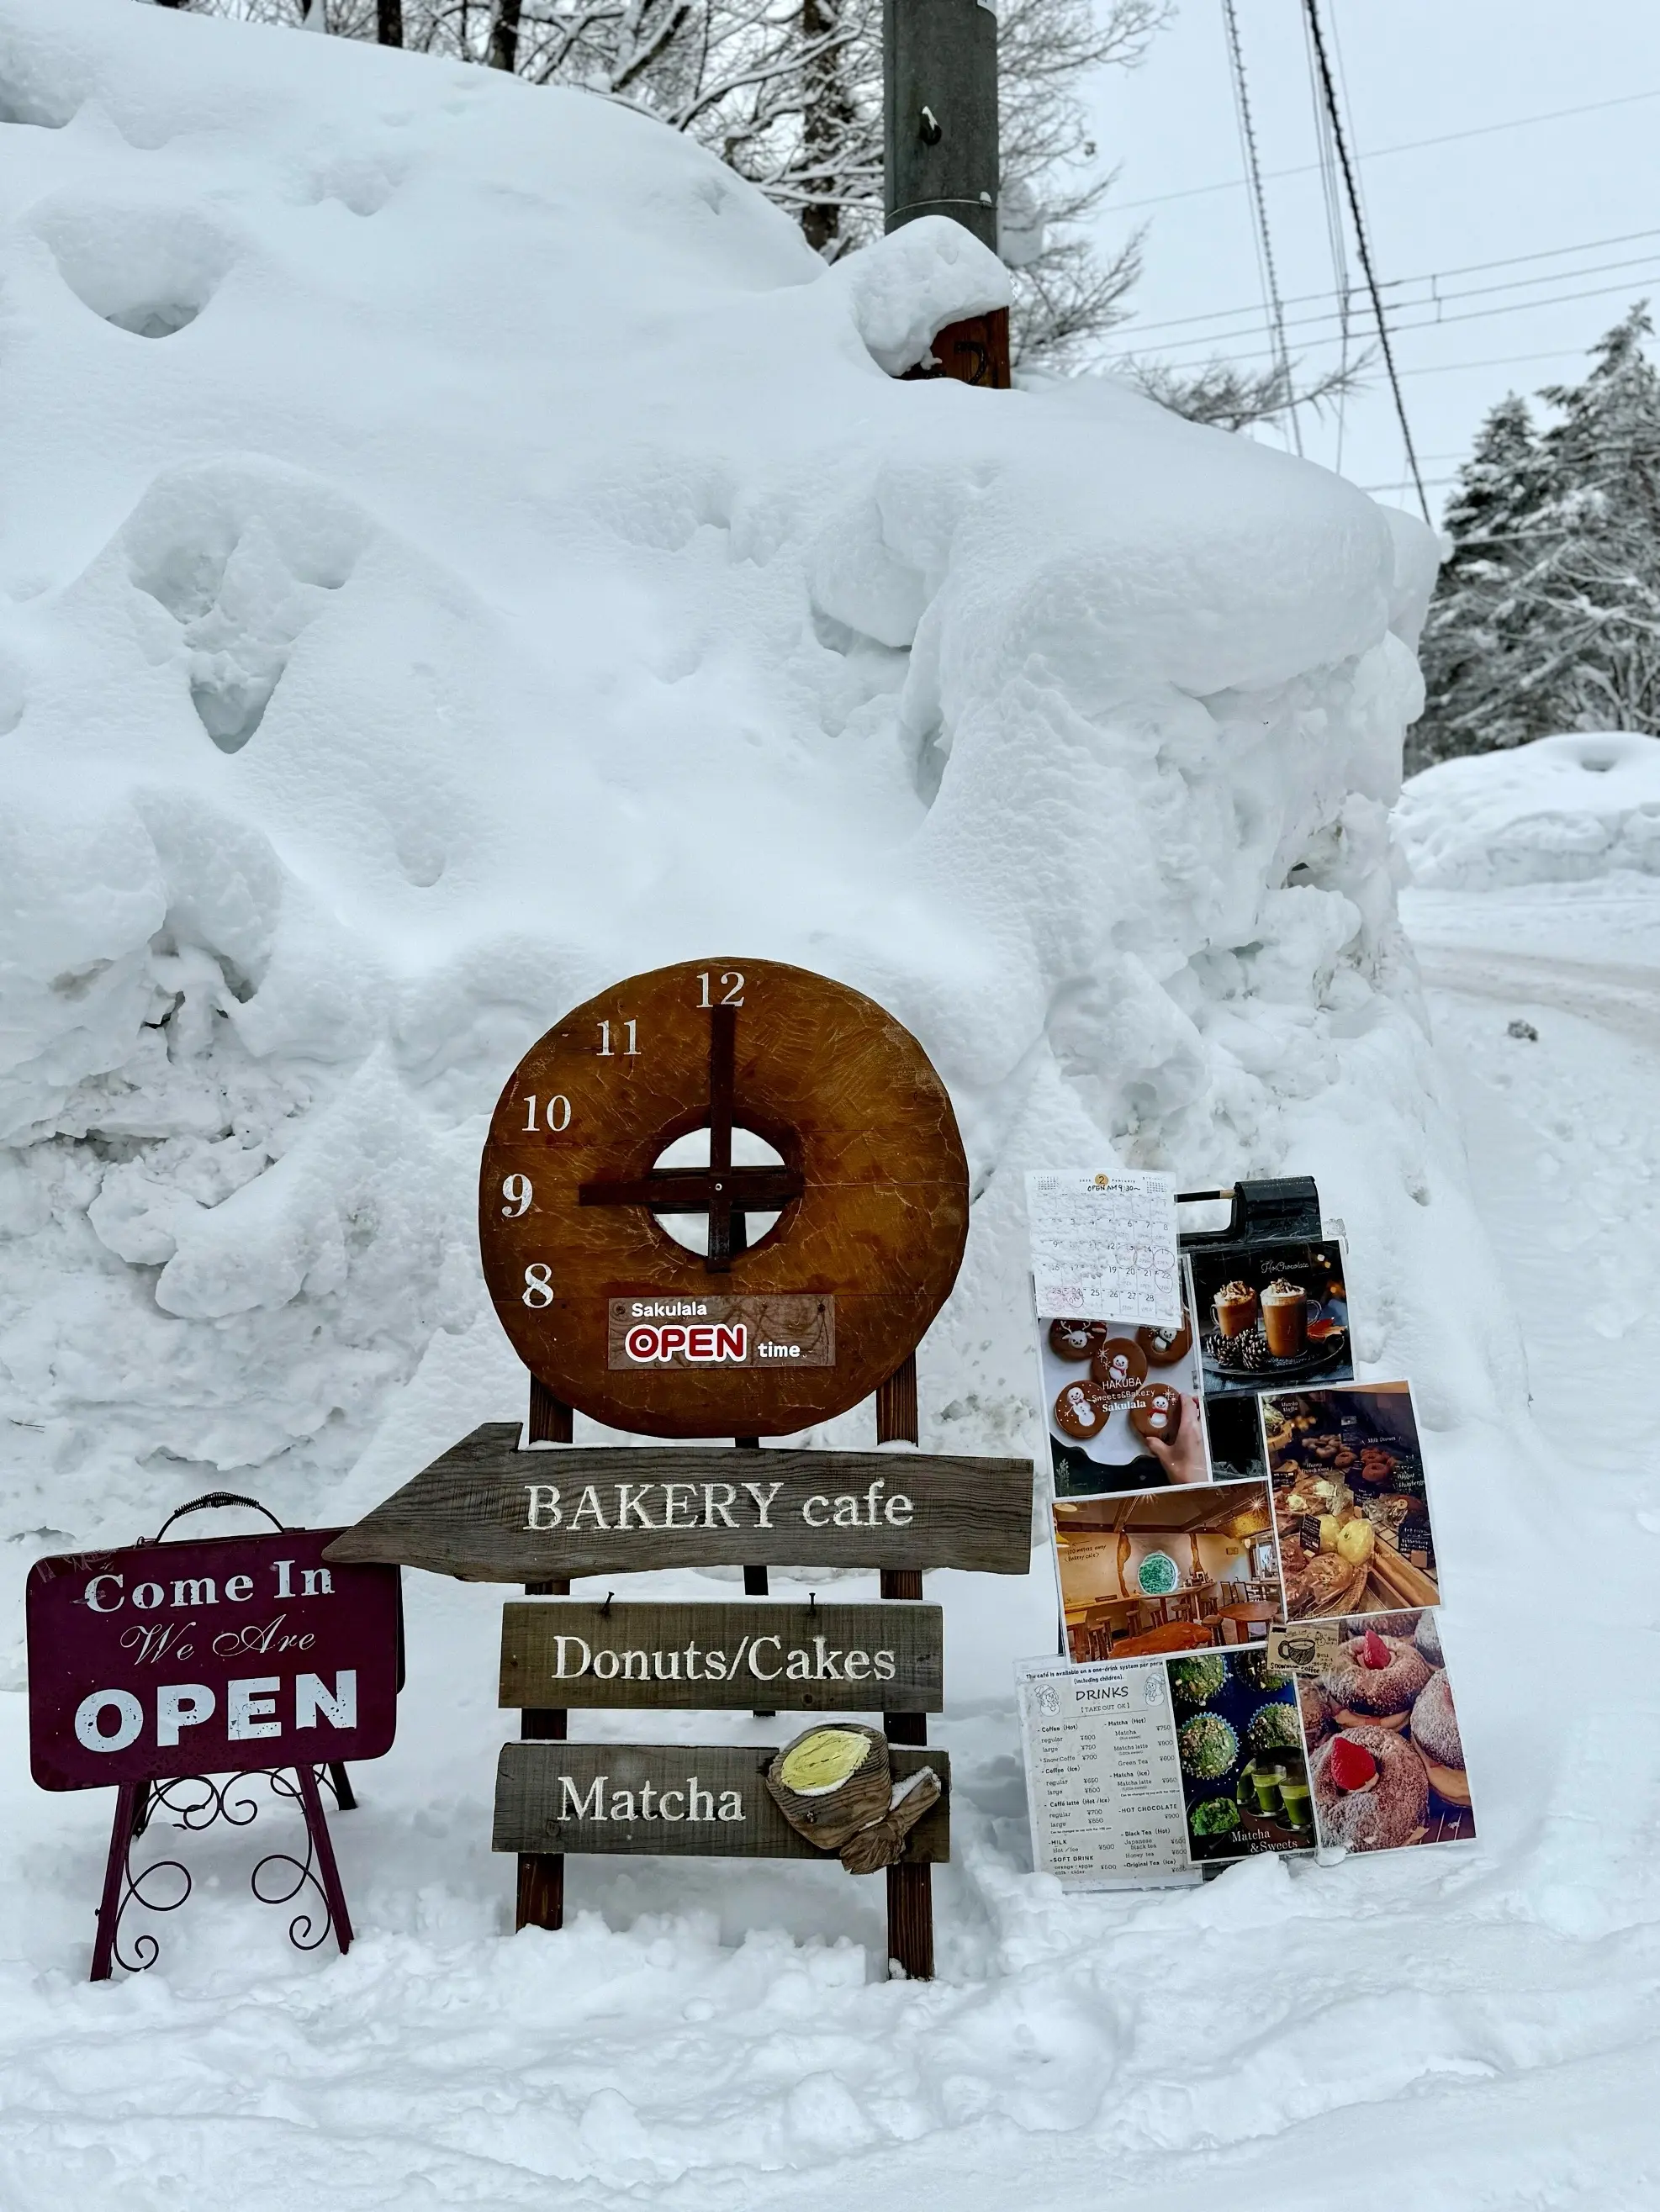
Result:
[523, 1477, 915, 1531]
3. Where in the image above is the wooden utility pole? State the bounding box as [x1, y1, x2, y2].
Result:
[883, 0, 1009, 387]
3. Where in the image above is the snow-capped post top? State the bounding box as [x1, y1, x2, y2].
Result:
[829, 216, 1012, 377]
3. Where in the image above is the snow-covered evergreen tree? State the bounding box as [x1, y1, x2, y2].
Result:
[1412, 305, 1660, 770]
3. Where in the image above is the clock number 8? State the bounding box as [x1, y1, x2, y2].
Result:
[522, 1263, 554, 1307]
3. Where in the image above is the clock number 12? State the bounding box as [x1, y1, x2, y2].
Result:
[697, 971, 744, 1006]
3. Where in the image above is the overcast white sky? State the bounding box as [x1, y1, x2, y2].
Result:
[1081, 1, 1660, 516]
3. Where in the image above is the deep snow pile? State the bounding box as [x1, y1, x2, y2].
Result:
[1397, 728, 1660, 889]
[5, 4, 1626, 2208]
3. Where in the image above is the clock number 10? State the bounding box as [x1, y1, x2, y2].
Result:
[521, 1095, 571, 1132]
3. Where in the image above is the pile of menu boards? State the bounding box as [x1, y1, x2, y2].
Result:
[1018, 1171, 1476, 1887]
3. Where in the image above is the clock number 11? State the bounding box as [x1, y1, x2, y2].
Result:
[597, 1020, 638, 1056]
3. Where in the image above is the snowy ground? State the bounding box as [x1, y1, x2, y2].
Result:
[4, 881, 1657, 2209]
[1, 1, 1657, 2204]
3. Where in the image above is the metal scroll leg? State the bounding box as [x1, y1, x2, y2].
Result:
[326, 1763, 357, 1811]
[294, 1763, 353, 1955]
[91, 1780, 146, 1984]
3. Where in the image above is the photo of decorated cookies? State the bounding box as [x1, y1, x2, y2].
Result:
[1187, 1240, 1352, 1401]
[1261, 1382, 1441, 1618]
[1267, 1613, 1475, 1850]
[1054, 1481, 1284, 1661]
[1166, 1647, 1315, 1864]
[1039, 1297, 1212, 1497]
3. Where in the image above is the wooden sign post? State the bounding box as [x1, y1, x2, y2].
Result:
[329, 958, 1032, 1978]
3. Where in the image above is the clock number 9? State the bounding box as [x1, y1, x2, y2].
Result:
[522, 1263, 554, 1307]
[696, 970, 744, 1007]
[501, 1175, 533, 1218]
[521, 1094, 572, 1132]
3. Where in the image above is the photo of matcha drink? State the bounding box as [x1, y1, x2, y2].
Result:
[1250, 1766, 1283, 1819]
[1261, 1280, 1308, 1359]
[1278, 1771, 1313, 1829]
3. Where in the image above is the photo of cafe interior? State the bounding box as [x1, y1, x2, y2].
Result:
[1054, 1481, 1282, 1660]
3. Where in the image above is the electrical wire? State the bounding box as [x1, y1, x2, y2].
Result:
[1111, 86, 1660, 216]
[1301, 0, 1354, 472]
[1220, 0, 1300, 452]
[1124, 224, 1660, 345]
[1139, 246, 1660, 361]
[1304, 0, 1426, 519]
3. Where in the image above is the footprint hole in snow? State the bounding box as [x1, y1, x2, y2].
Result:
[0, 77, 80, 129]
[394, 826, 447, 888]
[123, 470, 372, 754]
[31, 198, 236, 341]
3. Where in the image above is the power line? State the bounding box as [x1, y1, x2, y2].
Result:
[1395, 346, 1590, 382]
[1305, 0, 1425, 515]
[1301, 0, 1355, 470]
[1220, 0, 1300, 451]
[1110, 87, 1660, 216]
[1118, 266, 1660, 375]
[1140, 247, 1660, 362]
[1123, 224, 1660, 345]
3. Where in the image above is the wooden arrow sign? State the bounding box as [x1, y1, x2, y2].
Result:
[325, 1428, 1033, 1581]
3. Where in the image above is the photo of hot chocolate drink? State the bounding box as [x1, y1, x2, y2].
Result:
[1187, 1241, 1352, 1402]
[1212, 1281, 1259, 1339]
[1260, 1280, 1308, 1359]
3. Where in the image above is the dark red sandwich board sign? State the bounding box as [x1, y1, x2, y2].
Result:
[27, 1527, 400, 1792]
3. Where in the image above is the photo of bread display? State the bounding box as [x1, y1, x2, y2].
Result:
[1262, 1382, 1441, 1618]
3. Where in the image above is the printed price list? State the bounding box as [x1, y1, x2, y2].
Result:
[1016, 1658, 1192, 1887]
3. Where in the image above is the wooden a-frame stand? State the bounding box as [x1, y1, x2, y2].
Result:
[512, 1354, 936, 1979]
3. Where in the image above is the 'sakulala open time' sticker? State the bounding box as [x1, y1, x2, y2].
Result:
[607, 1296, 835, 1370]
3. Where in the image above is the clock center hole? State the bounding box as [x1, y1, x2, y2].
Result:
[651, 1127, 785, 1255]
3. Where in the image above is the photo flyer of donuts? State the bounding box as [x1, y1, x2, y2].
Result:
[1187, 1239, 1354, 1403]
[1051, 1479, 1283, 1664]
[1025, 1169, 1182, 1330]
[1267, 1614, 1477, 1850]
[1039, 1295, 1214, 1499]
[1261, 1381, 1442, 1620]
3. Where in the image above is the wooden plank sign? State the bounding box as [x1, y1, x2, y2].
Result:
[474, 958, 969, 1439]
[494, 1741, 949, 1863]
[500, 1602, 944, 1713]
[325, 1430, 1034, 1581]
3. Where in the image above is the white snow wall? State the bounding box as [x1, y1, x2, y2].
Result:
[0, 0, 1450, 1588]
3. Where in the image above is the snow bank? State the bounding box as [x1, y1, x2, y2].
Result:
[0, 0, 1443, 1554]
[1397, 730, 1660, 888]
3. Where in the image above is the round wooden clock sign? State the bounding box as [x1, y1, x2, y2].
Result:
[478, 959, 970, 1439]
